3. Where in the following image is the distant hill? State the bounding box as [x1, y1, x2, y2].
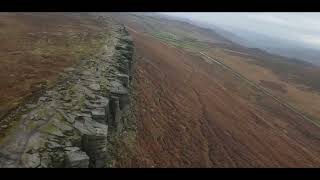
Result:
[163, 15, 320, 66]
[199, 21, 320, 66]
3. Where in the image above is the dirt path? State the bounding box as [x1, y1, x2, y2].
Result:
[123, 28, 320, 167]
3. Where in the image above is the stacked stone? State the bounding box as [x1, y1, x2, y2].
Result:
[63, 24, 134, 168]
[74, 84, 110, 167]
[64, 147, 90, 168]
[54, 25, 134, 168]
[82, 119, 108, 168]
[73, 114, 108, 168]
[117, 73, 130, 87]
[82, 134, 108, 168]
[53, 26, 134, 168]
[106, 29, 134, 133]
[114, 51, 130, 74]
[109, 96, 121, 131]
[84, 95, 110, 125]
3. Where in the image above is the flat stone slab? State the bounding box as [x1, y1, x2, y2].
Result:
[89, 83, 101, 91]
[22, 153, 41, 168]
[39, 97, 48, 102]
[53, 120, 73, 132]
[85, 100, 107, 109]
[74, 113, 92, 120]
[56, 109, 75, 124]
[64, 147, 81, 152]
[91, 108, 106, 121]
[74, 121, 94, 135]
[109, 81, 128, 95]
[81, 70, 91, 76]
[117, 73, 130, 87]
[65, 150, 89, 168]
[85, 91, 96, 100]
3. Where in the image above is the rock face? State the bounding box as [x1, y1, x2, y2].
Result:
[65, 149, 90, 168]
[89, 83, 101, 91]
[0, 15, 134, 168]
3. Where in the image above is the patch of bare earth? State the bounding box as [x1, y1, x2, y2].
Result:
[119, 29, 320, 167]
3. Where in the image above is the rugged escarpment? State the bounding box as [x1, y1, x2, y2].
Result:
[0, 17, 135, 168]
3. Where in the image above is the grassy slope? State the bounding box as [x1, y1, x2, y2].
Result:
[116, 13, 229, 52]
[117, 13, 320, 124]
[0, 13, 110, 118]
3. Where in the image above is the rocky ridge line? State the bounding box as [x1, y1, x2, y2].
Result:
[0, 17, 134, 168]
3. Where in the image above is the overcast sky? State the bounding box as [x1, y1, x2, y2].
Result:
[162, 13, 320, 49]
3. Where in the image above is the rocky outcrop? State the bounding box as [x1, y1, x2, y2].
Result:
[0, 16, 134, 168]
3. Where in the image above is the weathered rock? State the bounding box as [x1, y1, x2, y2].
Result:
[84, 89, 96, 100]
[82, 135, 108, 167]
[91, 108, 106, 124]
[64, 147, 80, 152]
[0, 125, 8, 129]
[63, 103, 72, 107]
[57, 109, 75, 124]
[119, 50, 133, 60]
[47, 141, 63, 149]
[40, 125, 64, 138]
[39, 97, 48, 102]
[90, 120, 108, 136]
[81, 108, 91, 114]
[53, 120, 73, 132]
[109, 81, 128, 95]
[74, 113, 92, 121]
[81, 70, 91, 76]
[117, 73, 130, 87]
[80, 119, 109, 168]
[22, 153, 41, 168]
[120, 35, 133, 45]
[89, 83, 101, 91]
[74, 121, 94, 136]
[116, 64, 129, 74]
[45, 90, 56, 97]
[0, 19, 134, 168]
[109, 96, 121, 131]
[85, 100, 106, 109]
[63, 96, 72, 102]
[65, 150, 89, 168]
[65, 141, 73, 147]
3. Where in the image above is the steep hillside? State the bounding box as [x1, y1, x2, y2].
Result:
[114, 26, 320, 167]
[118, 13, 320, 125]
[114, 13, 320, 167]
